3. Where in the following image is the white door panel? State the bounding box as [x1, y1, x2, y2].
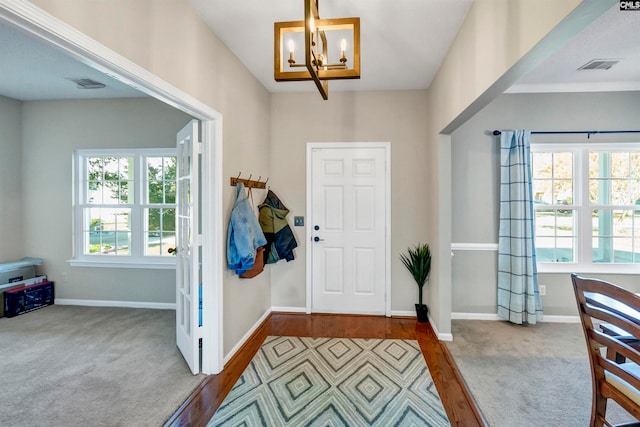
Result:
[310, 146, 388, 315]
[176, 119, 200, 374]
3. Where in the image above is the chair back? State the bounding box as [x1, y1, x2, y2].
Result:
[571, 273, 640, 426]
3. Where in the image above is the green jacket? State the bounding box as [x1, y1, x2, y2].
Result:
[258, 190, 297, 264]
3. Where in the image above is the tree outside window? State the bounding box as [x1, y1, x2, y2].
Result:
[532, 145, 640, 269]
[75, 149, 177, 262]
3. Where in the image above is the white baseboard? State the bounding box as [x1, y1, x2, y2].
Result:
[452, 312, 501, 321]
[452, 312, 580, 323]
[542, 315, 580, 323]
[271, 306, 307, 313]
[223, 308, 272, 365]
[429, 316, 453, 341]
[55, 298, 176, 310]
[272, 308, 423, 318]
[390, 310, 415, 317]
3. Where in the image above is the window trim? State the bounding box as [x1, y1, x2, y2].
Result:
[70, 148, 177, 269]
[532, 142, 640, 274]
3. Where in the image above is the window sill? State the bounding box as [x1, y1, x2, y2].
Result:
[537, 263, 640, 275]
[67, 258, 176, 269]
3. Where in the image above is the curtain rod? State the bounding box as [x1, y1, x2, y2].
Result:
[492, 130, 640, 137]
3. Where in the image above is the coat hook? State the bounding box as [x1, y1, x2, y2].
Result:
[237, 171, 242, 180]
[257, 176, 261, 183]
[248, 174, 252, 181]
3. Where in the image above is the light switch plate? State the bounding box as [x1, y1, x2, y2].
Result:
[294, 216, 304, 226]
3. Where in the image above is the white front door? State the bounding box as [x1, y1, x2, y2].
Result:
[308, 144, 389, 315]
[176, 120, 201, 374]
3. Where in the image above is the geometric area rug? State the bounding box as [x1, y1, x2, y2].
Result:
[208, 336, 451, 426]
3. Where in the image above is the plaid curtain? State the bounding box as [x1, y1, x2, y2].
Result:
[497, 130, 543, 325]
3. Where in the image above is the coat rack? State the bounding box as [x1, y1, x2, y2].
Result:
[230, 172, 268, 189]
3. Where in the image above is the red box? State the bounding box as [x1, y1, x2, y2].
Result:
[3, 281, 54, 318]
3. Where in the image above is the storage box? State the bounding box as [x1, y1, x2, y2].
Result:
[0, 284, 26, 317]
[0, 276, 48, 317]
[3, 281, 54, 318]
[0, 265, 35, 285]
[0, 257, 43, 285]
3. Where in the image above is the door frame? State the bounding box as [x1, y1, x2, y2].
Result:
[306, 142, 391, 317]
[0, 1, 225, 374]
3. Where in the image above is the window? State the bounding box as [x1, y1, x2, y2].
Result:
[71, 149, 177, 268]
[532, 143, 640, 273]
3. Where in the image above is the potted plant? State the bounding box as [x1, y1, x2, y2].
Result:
[400, 243, 431, 322]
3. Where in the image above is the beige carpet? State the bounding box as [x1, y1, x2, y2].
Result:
[0, 305, 205, 427]
[446, 320, 635, 427]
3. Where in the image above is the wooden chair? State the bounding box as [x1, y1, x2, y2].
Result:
[572, 274, 640, 427]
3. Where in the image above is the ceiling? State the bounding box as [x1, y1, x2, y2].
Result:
[0, 20, 143, 100]
[0, 2, 638, 102]
[188, 0, 474, 93]
[507, 4, 640, 93]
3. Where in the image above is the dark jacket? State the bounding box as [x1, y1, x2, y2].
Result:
[258, 190, 297, 263]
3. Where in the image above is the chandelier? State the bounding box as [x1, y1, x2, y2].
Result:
[274, 0, 360, 100]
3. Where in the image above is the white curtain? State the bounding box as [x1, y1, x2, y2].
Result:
[497, 130, 543, 325]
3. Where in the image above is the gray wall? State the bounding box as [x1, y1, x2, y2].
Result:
[0, 95, 24, 261]
[451, 91, 640, 316]
[270, 90, 430, 313]
[18, 97, 192, 303]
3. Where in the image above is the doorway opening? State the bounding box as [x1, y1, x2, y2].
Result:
[0, 1, 224, 374]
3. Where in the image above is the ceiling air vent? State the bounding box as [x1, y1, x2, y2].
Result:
[578, 59, 619, 71]
[68, 78, 106, 89]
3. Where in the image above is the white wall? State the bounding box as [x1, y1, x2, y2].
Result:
[270, 90, 430, 313]
[451, 91, 640, 316]
[0, 95, 24, 261]
[20, 97, 192, 303]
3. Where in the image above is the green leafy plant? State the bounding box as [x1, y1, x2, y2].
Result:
[400, 243, 432, 306]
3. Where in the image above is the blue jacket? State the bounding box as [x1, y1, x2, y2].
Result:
[227, 183, 267, 275]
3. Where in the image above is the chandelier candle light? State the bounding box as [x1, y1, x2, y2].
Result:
[274, 0, 360, 100]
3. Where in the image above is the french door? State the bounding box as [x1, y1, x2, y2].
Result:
[176, 120, 201, 374]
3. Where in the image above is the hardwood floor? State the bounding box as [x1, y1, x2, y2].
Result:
[165, 313, 485, 427]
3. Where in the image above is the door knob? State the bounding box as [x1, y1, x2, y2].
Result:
[313, 236, 324, 242]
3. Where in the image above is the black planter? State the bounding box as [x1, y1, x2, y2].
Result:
[415, 304, 429, 322]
